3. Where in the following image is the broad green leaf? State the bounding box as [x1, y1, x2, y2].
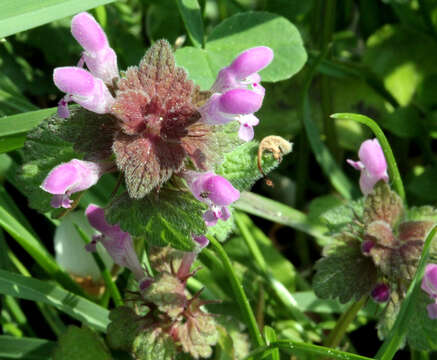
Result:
[0, 336, 55, 359]
[364, 24, 437, 106]
[313, 237, 377, 304]
[216, 140, 291, 192]
[321, 198, 364, 233]
[176, 0, 204, 48]
[0, 0, 116, 39]
[0, 108, 56, 137]
[175, 47, 214, 90]
[0, 269, 109, 332]
[406, 290, 437, 351]
[106, 189, 206, 251]
[176, 12, 307, 89]
[53, 326, 112, 360]
[206, 12, 307, 83]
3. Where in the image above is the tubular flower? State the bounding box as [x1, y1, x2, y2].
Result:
[53, 67, 114, 116]
[41, 159, 106, 208]
[200, 46, 273, 141]
[370, 283, 390, 303]
[199, 89, 262, 142]
[186, 171, 240, 226]
[421, 264, 437, 319]
[85, 204, 149, 286]
[347, 139, 389, 195]
[211, 46, 274, 95]
[71, 12, 119, 84]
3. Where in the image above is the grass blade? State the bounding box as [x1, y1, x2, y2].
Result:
[176, 0, 204, 48]
[0, 269, 109, 332]
[0, 336, 55, 359]
[0, 0, 116, 39]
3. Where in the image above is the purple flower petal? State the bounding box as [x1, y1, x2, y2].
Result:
[427, 303, 437, 319]
[193, 235, 209, 249]
[203, 210, 218, 227]
[53, 67, 114, 114]
[200, 174, 240, 206]
[41, 162, 80, 195]
[57, 97, 71, 118]
[219, 89, 263, 115]
[71, 12, 108, 53]
[359, 139, 387, 176]
[238, 122, 254, 142]
[422, 264, 437, 298]
[229, 46, 274, 80]
[371, 283, 390, 302]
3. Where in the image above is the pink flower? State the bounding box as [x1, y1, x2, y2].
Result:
[199, 89, 262, 142]
[71, 12, 118, 84]
[421, 264, 437, 319]
[347, 139, 389, 195]
[211, 46, 273, 95]
[41, 159, 105, 208]
[85, 204, 147, 283]
[53, 67, 114, 117]
[186, 171, 240, 226]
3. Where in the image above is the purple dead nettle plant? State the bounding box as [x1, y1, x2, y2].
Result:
[41, 11, 273, 228]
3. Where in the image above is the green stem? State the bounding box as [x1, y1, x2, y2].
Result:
[330, 113, 406, 203]
[244, 339, 374, 360]
[325, 296, 367, 347]
[207, 235, 264, 347]
[234, 212, 316, 331]
[75, 225, 123, 307]
[375, 225, 437, 360]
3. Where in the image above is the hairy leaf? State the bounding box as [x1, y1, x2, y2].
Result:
[320, 199, 364, 234]
[105, 188, 206, 251]
[313, 237, 377, 303]
[363, 182, 404, 228]
[406, 290, 437, 351]
[53, 326, 112, 360]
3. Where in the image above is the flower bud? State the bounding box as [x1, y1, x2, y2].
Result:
[371, 283, 390, 303]
[347, 139, 389, 195]
[53, 67, 114, 114]
[41, 159, 104, 208]
[85, 204, 145, 282]
[71, 12, 118, 84]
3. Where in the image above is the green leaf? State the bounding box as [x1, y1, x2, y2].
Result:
[313, 237, 377, 304]
[0, 0, 116, 38]
[0, 108, 56, 136]
[106, 189, 206, 251]
[53, 326, 112, 360]
[321, 198, 364, 234]
[0, 269, 109, 331]
[0, 336, 55, 359]
[175, 47, 213, 90]
[206, 12, 307, 83]
[175, 12, 307, 89]
[176, 0, 204, 48]
[263, 326, 280, 360]
[216, 140, 292, 192]
[406, 290, 437, 351]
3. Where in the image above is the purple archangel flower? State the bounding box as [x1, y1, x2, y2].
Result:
[41, 159, 106, 208]
[54, 67, 114, 117]
[211, 46, 274, 94]
[347, 139, 389, 195]
[71, 12, 119, 84]
[186, 171, 240, 226]
[200, 46, 273, 142]
[199, 89, 263, 142]
[371, 283, 390, 303]
[85, 204, 148, 283]
[421, 264, 437, 319]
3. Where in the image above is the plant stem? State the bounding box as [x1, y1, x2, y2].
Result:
[375, 226, 437, 360]
[207, 235, 264, 347]
[330, 113, 406, 204]
[325, 296, 367, 348]
[75, 225, 123, 307]
[244, 339, 374, 360]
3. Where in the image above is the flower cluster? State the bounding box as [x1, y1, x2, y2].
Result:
[41, 12, 273, 231]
